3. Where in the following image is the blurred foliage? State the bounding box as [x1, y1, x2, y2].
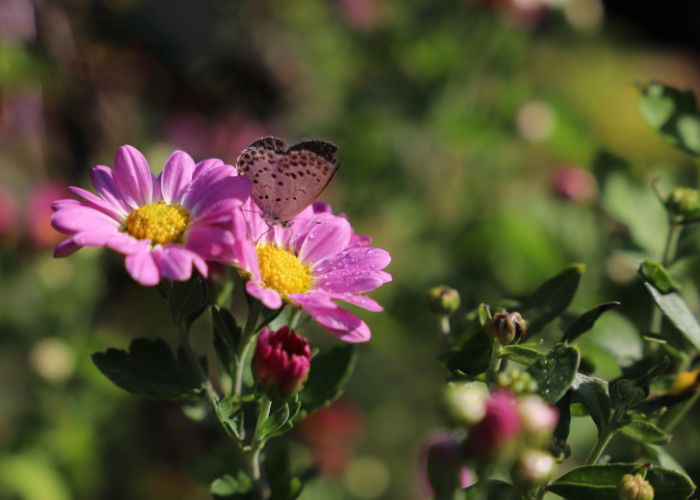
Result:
[2, 0, 700, 498]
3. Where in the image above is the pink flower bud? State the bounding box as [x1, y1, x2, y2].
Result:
[553, 166, 597, 204]
[420, 433, 472, 498]
[466, 389, 522, 459]
[253, 326, 311, 396]
[517, 395, 558, 443]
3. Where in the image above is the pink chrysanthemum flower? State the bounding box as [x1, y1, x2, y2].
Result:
[231, 199, 391, 343]
[51, 145, 251, 286]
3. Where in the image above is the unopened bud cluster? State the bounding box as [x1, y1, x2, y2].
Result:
[497, 368, 538, 394]
[666, 187, 700, 224]
[618, 473, 654, 500]
[487, 312, 527, 344]
[427, 286, 461, 315]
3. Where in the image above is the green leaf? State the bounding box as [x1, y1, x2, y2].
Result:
[91, 338, 203, 399]
[639, 260, 679, 293]
[445, 321, 491, 376]
[642, 444, 688, 476]
[259, 398, 302, 441]
[572, 373, 612, 433]
[644, 283, 700, 351]
[299, 345, 356, 416]
[527, 343, 580, 404]
[551, 390, 573, 460]
[562, 302, 621, 343]
[639, 81, 700, 157]
[215, 396, 245, 441]
[168, 276, 208, 329]
[548, 463, 695, 500]
[522, 264, 585, 334]
[211, 306, 242, 373]
[500, 344, 544, 366]
[210, 471, 253, 497]
[621, 419, 672, 445]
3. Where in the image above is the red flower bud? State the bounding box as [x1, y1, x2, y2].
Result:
[253, 326, 311, 396]
[465, 389, 522, 460]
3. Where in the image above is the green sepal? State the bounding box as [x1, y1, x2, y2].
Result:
[547, 463, 695, 500]
[522, 264, 584, 335]
[92, 338, 206, 399]
[527, 343, 580, 404]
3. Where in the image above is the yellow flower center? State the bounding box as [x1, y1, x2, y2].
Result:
[124, 202, 191, 245]
[256, 245, 313, 296]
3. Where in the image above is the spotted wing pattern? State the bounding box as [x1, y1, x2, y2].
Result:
[236, 136, 340, 224]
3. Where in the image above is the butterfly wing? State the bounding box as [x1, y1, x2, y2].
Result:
[236, 137, 340, 223]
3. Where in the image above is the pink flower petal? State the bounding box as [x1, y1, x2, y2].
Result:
[71, 231, 148, 255]
[186, 225, 235, 261]
[327, 293, 384, 312]
[91, 165, 131, 213]
[160, 150, 195, 204]
[246, 280, 283, 309]
[293, 294, 371, 342]
[68, 185, 126, 221]
[51, 205, 120, 234]
[181, 161, 234, 211]
[316, 269, 392, 294]
[152, 246, 196, 281]
[232, 208, 261, 279]
[186, 175, 251, 215]
[125, 251, 160, 286]
[53, 238, 81, 257]
[113, 145, 159, 209]
[295, 214, 352, 264]
[313, 247, 391, 274]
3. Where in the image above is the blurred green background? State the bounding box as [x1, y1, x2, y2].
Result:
[1, 0, 700, 498]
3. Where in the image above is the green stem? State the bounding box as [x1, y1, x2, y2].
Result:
[249, 397, 272, 496]
[439, 315, 450, 336]
[660, 391, 700, 432]
[233, 301, 262, 397]
[288, 308, 303, 329]
[487, 342, 502, 384]
[585, 429, 614, 465]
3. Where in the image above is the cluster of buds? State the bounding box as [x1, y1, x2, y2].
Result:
[618, 473, 654, 500]
[497, 368, 538, 394]
[666, 187, 700, 225]
[252, 326, 311, 397]
[427, 285, 461, 316]
[486, 311, 527, 345]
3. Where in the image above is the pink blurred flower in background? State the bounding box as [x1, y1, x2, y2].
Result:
[465, 389, 522, 459]
[0, 186, 18, 242]
[51, 145, 251, 285]
[338, 0, 383, 31]
[0, 0, 36, 44]
[419, 433, 472, 498]
[28, 182, 70, 249]
[253, 326, 311, 396]
[231, 199, 392, 342]
[297, 399, 363, 476]
[553, 165, 598, 204]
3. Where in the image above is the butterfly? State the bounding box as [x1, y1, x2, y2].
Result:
[235, 136, 340, 226]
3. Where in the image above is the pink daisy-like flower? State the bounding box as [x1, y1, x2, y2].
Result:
[51, 145, 251, 286]
[231, 199, 391, 342]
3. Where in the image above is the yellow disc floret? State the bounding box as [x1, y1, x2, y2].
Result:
[125, 202, 191, 245]
[257, 245, 313, 296]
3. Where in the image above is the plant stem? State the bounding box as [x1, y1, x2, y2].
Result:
[487, 342, 502, 384]
[439, 315, 450, 336]
[289, 308, 303, 329]
[585, 429, 614, 465]
[249, 397, 272, 497]
[660, 391, 700, 432]
[233, 301, 262, 397]
[650, 222, 683, 335]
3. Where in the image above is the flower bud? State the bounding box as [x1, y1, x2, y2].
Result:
[497, 368, 538, 394]
[465, 390, 521, 460]
[517, 395, 558, 443]
[618, 473, 654, 500]
[420, 433, 472, 497]
[610, 379, 646, 411]
[487, 312, 527, 345]
[666, 187, 700, 224]
[253, 326, 311, 397]
[427, 286, 461, 315]
[510, 449, 556, 490]
[553, 166, 597, 204]
[442, 383, 488, 426]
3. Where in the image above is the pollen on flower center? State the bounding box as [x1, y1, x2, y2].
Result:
[125, 202, 190, 245]
[257, 245, 313, 296]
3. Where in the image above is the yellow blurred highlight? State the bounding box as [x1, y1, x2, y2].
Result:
[345, 456, 391, 499]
